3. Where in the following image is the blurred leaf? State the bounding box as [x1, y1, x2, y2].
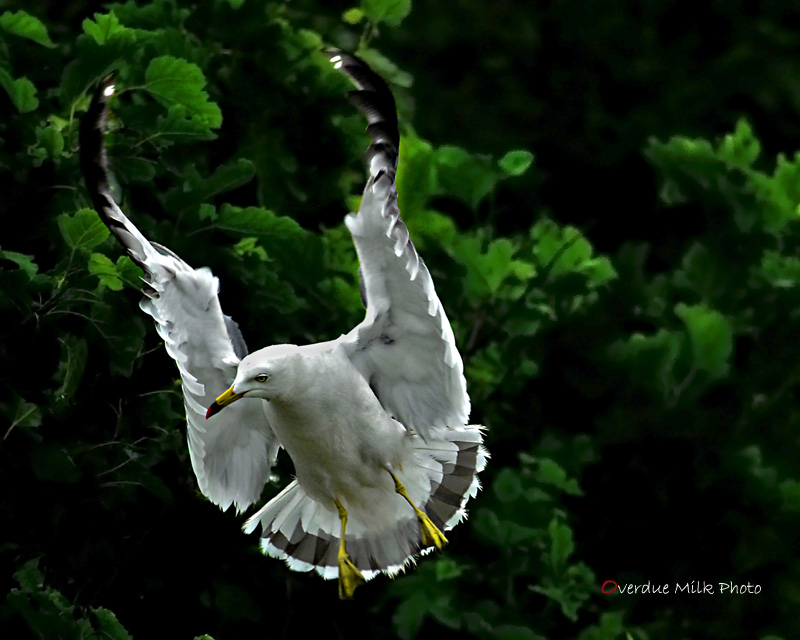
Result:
[494, 467, 522, 502]
[0, 248, 39, 280]
[361, 0, 412, 26]
[0, 10, 55, 47]
[393, 592, 428, 640]
[356, 47, 413, 88]
[434, 557, 463, 581]
[217, 204, 307, 239]
[760, 251, 800, 288]
[577, 611, 626, 640]
[82, 11, 132, 45]
[674, 302, 732, 377]
[531, 218, 617, 286]
[717, 119, 760, 169]
[548, 517, 575, 571]
[535, 459, 583, 496]
[343, 7, 364, 24]
[494, 626, 548, 640]
[0, 68, 38, 112]
[52, 334, 89, 405]
[499, 150, 534, 176]
[31, 445, 81, 483]
[93, 608, 133, 640]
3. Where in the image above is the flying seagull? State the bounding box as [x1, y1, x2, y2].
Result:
[80, 51, 487, 599]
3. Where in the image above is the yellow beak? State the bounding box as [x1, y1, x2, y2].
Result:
[206, 385, 245, 419]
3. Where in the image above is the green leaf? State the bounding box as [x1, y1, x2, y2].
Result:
[434, 557, 463, 581]
[191, 158, 256, 203]
[494, 626, 548, 640]
[609, 329, 683, 399]
[52, 334, 89, 404]
[91, 253, 128, 292]
[577, 611, 626, 640]
[7, 398, 43, 436]
[0, 10, 56, 47]
[0, 249, 39, 280]
[535, 459, 583, 496]
[397, 134, 436, 216]
[436, 145, 498, 208]
[531, 218, 616, 285]
[115, 255, 143, 288]
[717, 119, 760, 169]
[494, 468, 522, 502]
[548, 517, 575, 571]
[82, 11, 132, 45]
[145, 56, 222, 130]
[232, 237, 268, 260]
[58, 209, 110, 252]
[779, 479, 800, 511]
[674, 302, 732, 377]
[361, 0, 412, 26]
[752, 152, 800, 233]
[474, 509, 541, 546]
[343, 7, 364, 23]
[393, 592, 429, 640]
[93, 608, 133, 640]
[499, 150, 535, 176]
[217, 205, 306, 240]
[31, 445, 82, 483]
[13, 558, 44, 592]
[454, 236, 535, 297]
[355, 47, 413, 88]
[0, 68, 38, 112]
[760, 251, 800, 288]
[31, 124, 65, 164]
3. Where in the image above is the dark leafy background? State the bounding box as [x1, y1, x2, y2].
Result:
[1, 1, 799, 639]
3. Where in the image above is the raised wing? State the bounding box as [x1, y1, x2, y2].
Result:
[330, 52, 470, 441]
[80, 78, 278, 513]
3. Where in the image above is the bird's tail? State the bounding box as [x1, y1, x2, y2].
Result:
[243, 425, 488, 580]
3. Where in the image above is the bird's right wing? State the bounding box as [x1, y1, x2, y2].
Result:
[330, 52, 471, 442]
[80, 78, 279, 513]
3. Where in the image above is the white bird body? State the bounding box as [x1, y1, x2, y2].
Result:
[242, 343, 408, 506]
[80, 52, 487, 596]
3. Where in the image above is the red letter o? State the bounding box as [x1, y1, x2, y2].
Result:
[601, 580, 618, 594]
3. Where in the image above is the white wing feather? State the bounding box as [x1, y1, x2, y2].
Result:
[331, 52, 470, 440]
[80, 79, 278, 513]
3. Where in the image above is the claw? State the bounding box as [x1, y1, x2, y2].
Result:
[335, 498, 365, 599]
[390, 471, 449, 550]
[418, 512, 448, 549]
[338, 554, 365, 599]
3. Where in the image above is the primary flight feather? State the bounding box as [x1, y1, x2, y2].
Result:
[80, 51, 487, 598]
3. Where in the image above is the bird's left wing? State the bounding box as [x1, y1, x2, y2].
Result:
[80, 78, 279, 513]
[331, 53, 470, 441]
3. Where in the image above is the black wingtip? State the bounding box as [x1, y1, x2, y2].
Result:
[326, 49, 400, 173]
[79, 76, 116, 214]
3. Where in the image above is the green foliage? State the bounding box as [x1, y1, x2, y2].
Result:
[361, 0, 412, 26]
[0, 10, 56, 48]
[5, 559, 134, 639]
[2, 2, 799, 640]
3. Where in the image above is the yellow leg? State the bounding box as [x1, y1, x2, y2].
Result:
[390, 472, 448, 549]
[335, 499, 365, 599]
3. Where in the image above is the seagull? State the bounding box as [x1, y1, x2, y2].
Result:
[80, 51, 487, 599]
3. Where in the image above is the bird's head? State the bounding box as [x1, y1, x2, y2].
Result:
[206, 344, 300, 419]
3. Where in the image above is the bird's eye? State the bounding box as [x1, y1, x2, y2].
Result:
[255, 374, 269, 383]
